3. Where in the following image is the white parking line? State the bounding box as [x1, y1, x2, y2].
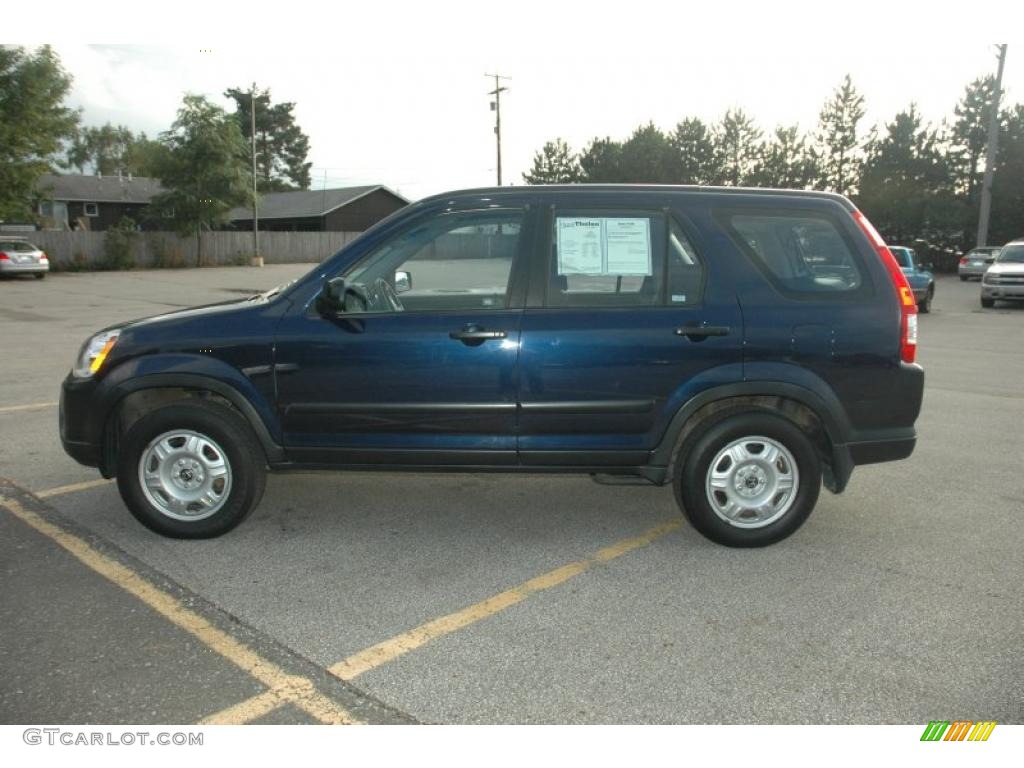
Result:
[36, 478, 115, 498]
[0, 401, 58, 414]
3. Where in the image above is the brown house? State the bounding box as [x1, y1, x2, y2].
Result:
[229, 186, 408, 232]
[35, 173, 164, 231]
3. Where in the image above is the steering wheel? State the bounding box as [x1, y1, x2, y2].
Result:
[373, 277, 404, 312]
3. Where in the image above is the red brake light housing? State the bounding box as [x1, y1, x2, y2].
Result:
[959, 256, 968, 265]
[851, 210, 918, 364]
[0, 252, 9, 261]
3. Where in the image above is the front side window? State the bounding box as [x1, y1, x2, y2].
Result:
[724, 211, 866, 296]
[341, 209, 523, 313]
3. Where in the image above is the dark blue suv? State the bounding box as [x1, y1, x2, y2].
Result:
[60, 186, 924, 547]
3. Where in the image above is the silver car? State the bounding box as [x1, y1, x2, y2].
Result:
[0, 237, 49, 278]
[959, 246, 1000, 280]
[980, 240, 1024, 308]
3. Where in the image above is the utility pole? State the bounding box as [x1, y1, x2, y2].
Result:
[251, 82, 262, 266]
[977, 44, 1007, 248]
[486, 74, 509, 186]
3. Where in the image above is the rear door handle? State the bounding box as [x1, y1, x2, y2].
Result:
[674, 325, 731, 339]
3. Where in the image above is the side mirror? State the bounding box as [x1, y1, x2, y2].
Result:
[394, 270, 412, 294]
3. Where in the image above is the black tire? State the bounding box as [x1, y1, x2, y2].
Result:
[34, 273, 46, 279]
[115, 400, 267, 538]
[919, 287, 932, 313]
[981, 297, 995, 308]
[674, 412, 821, 547]
[959, 275, 968, 282]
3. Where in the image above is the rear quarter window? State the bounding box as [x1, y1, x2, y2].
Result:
[720, 210, 870, 299]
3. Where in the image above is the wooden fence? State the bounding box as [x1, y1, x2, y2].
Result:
[27, 230, 364, 269]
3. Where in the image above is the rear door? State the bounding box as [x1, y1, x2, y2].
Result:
[516, 203, 744, 467]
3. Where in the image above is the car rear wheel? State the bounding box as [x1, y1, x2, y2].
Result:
[34, 273, 45, 279]
[674, 412, 821, 547]
[919, 287, 933, 313]
[981, 297, 995, 308]
[115, 400, 266, 538]
[959, 275, 968, 281]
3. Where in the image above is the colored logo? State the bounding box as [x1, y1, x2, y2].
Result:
[920, 721, 997, 741]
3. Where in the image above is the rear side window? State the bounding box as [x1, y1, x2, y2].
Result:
[546, 210, 704, 308]
[724, 211, 866, 296]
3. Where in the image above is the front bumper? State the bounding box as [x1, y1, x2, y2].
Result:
[0, 260, 48, 274]
[59, 375, 104, 470]
[981, 282, 1024, 300]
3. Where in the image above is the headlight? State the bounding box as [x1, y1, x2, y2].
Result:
[73, 330, 121, 378]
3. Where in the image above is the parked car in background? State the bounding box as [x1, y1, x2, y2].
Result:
[980, 240, 1024, 308]
[0, 238, 49, 278]
[959, 246, 1001, 281]
[888, 245, 934, 313]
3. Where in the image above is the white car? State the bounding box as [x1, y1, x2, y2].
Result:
[0, 237, 49, 278]
[980, 240, 1024, 308]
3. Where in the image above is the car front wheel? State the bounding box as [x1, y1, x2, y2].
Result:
[674, 412, 821, 547]
[115, 400, 267, 538]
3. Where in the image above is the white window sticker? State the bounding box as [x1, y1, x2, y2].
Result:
[605, 217, 652, 276]
[556, 218, 604, 274]
[556, 216, 653, 277]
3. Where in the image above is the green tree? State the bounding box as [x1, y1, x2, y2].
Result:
[64, 123, 165, 177]
[989, 103, 1024, 245]
[579, 136, 624, 182]
[816, 75, 866, 195]
[615, 122, 678, 182]
[751, 125, 820, 189]
[669, 117, 720, 185]
[949, 76, 1000, 200]
[225, 86, 311, 191]
[0, 45, 79, 221]
[522, 138, 582, 183]
[857, 105, 958, 244]
[715, 108, 762, 185]
[147, 94, 253, 266]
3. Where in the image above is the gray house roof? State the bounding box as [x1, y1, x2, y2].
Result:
[229, 185, 408, 221]
[37, 173, 164, 204]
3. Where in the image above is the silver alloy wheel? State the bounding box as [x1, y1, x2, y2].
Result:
[704, 435, 799, 528]
[138, 429, 232, 521]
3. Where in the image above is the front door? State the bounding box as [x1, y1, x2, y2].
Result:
[274, 207, 530, 466]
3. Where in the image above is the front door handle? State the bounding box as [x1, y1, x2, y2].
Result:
[674, 324, 731, 340]
[449, 325, 508, 345]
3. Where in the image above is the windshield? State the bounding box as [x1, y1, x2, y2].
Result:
[968, 248, 999, 258]
[996, 244, 1024, 264]
[0, 240, 36, 252]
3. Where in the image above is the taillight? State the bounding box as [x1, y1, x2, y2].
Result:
[40, 252, 49, 261]
[851, 210, 918, 364]
[0, 252, 9, 261]
[959, 256, 968, 265]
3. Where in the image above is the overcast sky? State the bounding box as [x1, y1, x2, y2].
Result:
[15, 2, 1024, 201]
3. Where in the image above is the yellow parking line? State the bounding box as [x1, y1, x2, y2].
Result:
[330, 518, 683, 680]
[36, 478, 115, 498]
[0, 401, 58, 414]
[0, 496, 358, 726]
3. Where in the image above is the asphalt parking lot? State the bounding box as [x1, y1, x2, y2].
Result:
[1, 266, 1021, 725]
